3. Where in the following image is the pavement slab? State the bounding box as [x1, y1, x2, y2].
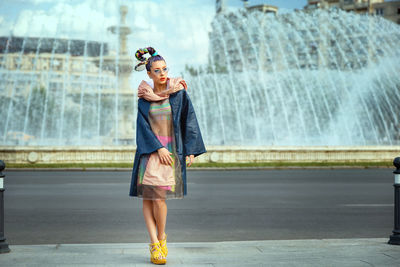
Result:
[0, 238, 399, 266]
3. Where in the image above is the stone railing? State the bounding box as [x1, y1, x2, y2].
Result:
[0, 146, 399, 165]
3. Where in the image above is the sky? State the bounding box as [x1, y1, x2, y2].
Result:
[0, 0, 308, 75]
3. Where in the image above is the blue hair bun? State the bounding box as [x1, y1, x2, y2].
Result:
[151, 51, 158, 57]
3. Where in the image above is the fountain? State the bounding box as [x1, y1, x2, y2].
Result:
[0, 5, 135, 146]
[99, 5, 135, 145]
[187, 7, 400, 146]
[0, 6, 399, 147]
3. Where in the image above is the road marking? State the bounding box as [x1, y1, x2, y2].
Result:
[341, 204, 394, 207]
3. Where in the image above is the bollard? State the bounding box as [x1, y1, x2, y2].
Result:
[0, 160, 10, 253]
[388, 157, 400, 245]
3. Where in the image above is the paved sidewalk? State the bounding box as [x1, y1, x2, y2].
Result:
[0, 238, 399, 266]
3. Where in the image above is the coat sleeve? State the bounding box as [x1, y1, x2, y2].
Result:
[181, 90, 207, 158]
[136, 100, 164, 155]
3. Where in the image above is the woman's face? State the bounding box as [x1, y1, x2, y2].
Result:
[147, 60, 168, 85]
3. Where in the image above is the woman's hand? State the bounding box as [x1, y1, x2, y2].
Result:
[157, 147, 173, 166]
[186, 155, 195, 167]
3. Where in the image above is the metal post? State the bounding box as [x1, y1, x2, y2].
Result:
[388, 157, 400, 245]
[0, 160, 10, 253]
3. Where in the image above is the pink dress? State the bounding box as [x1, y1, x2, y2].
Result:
[136, 97, 183, 200]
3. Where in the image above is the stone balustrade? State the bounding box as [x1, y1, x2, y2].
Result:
[0, 146, 399, 165]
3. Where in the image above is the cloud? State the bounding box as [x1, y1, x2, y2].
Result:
[2, 0, 214, 73]
[0, 15, 14, 36]
[30, 0, 60, 4]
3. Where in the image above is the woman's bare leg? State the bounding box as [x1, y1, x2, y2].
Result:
[142, 199, 159, 243]
[153, 199, 167, 240]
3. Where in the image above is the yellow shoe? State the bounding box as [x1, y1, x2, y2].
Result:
[159, 233, 168, 257]
[149, 241, 166, 265]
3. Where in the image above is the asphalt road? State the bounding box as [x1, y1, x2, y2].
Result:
[2, 168, 395, 245]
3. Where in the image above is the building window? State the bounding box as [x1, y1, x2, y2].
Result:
[375, 8, 384, 16]
[397, 8, 400, 15]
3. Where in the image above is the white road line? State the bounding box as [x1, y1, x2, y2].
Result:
[341, 204, 394, 207]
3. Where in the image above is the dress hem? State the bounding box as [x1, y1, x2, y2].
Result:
[132, 196, 184, 200]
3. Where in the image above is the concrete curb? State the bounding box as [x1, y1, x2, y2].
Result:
[0, 238, 399, 266]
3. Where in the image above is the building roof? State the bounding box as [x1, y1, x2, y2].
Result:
[0, 36, 108, 57]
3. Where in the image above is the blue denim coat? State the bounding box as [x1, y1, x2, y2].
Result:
[129, 89, 207, 197]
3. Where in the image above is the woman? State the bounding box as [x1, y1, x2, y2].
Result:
[129, 47, 206, 265]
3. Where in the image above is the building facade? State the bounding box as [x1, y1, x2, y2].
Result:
[305, 0, 400, 24]
[0, 36, 116, 99]
[373, 1, 400, 24]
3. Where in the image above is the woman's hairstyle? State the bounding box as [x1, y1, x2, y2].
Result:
[134, 47, 165, 72]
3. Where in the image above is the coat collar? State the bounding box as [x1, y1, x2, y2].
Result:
[137, 77, 187, 102]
